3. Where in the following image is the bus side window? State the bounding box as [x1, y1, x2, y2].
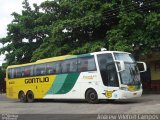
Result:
[78, 56, 96, 72]
[13, 68, 16, 78]
[46, 66, 54, 74]
[8, 69, 14, 79]
[15, 67, 22, 78]
[61, 60, 70, 73]
[69, 59, 77, 72]
[80, 60, 88, 71]
[23, 66, 33, 77]
[34, 64, 46, 76]
[61, 59, 77, 73]
[87, 57, 96, 71]
[46, 62, 58, 74]
[56, 62, 61, 74]
[13, 67, 22, 78]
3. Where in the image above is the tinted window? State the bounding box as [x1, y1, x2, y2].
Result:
[78, 56, 96, 72]
[22, 66, 33, 77]
[61, 59, 77, 73]
[97, 53, 119, 87]
[46, 62, 61, 74]
[8, 69, 14, 79]
[114, 53, 135, 62]
[15, 67, 22, 78]
[34, 64, 46, 76]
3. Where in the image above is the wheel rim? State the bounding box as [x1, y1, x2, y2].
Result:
[86, 90, 98, 103]
[88, 91, 98, 103]
[27, 91, 34, 102]
[28, 93, 33, 100]
[90, 93, 96, 100]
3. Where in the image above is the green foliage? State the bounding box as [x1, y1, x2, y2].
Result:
[0, 67, 5, 92]
[0, 0, 47, 66]
[0, 0, 160, 67]
[107, 0, 160, 55]
[70, 41, 106, 54]
[31, 0, 110, 61]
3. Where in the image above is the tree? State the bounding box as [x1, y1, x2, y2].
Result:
[0, 0, 47, 65]
[0, 67, 5, 93]
[107, 0, 160, 56]
[0, 0, 160, 66]
[31, 0, 120, 61]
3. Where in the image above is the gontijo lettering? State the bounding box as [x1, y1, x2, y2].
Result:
[25, 77, 49, 84]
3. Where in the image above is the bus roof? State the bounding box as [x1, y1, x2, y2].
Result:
[7, 55, 74, 69]
[7, 51, 130, 69]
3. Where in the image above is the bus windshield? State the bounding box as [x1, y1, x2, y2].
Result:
[114, 53, 141, 85]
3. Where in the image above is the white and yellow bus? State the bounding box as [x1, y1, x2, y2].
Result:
[6, 50, 146, 103]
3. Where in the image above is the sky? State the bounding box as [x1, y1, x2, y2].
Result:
[0, 0, 45, 66]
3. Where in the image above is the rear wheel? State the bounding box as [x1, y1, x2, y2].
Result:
[26, 91, 34, 103]
[19, 91, 26, 103]
[85, 89, 99, 104]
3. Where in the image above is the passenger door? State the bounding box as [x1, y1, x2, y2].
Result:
[97, 53, 119, 98]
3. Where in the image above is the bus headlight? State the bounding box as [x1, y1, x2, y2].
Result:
[120, 87, 128, 91]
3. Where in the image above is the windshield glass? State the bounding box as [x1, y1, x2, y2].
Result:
[114, 53, 135, 62]
[114, 53, 141, 85]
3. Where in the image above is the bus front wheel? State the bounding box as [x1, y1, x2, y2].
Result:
[26, 91, 34, 103]
[18, 91, 26, 103]
[85, 89, 99, 104]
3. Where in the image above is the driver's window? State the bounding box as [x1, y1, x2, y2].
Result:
[97, 53, 119, 87]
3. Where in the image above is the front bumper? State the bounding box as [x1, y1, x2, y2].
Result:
[105, 89, 143, 99]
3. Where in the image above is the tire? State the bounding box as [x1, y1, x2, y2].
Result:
[85, 89, 99, 104]
[19, 91, 26, 103]
[26, 91, 34, 103]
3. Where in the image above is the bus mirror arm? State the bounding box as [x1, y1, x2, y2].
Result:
[137, 61, 147, 72]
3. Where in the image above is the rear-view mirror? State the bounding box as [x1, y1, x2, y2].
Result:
[115, 60, 125, 72]
[137, 61, 147, 72]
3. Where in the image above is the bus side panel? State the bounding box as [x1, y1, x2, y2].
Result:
[78, 72, 107, 99]
[44, 73, 80, 99]
[6, 80, 19, 99]
[44, 71, 107, 100]
[6, 75, 56, 99]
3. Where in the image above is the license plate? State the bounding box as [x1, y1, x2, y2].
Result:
[128, 86, 136, 91]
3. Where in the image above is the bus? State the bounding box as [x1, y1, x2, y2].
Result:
[6, 50, 146, 103]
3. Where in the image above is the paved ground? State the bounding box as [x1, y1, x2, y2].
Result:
[0, 94, 160, 120]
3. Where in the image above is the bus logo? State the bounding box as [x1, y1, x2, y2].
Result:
[25, 77, 49, 84]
